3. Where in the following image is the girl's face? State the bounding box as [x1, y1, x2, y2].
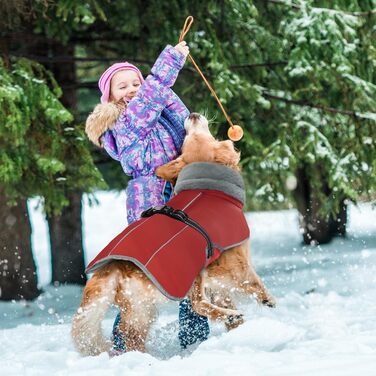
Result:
[110, 70, 141, 102]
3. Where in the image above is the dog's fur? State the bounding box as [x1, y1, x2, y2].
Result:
[72, 113, 275, 356]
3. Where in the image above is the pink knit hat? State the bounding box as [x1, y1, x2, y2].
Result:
[98, 62, 144, 103]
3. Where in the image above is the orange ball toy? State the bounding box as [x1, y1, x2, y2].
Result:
[227, 125, 244, 141]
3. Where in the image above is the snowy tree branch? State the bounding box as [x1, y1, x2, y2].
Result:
[265, 0, 376, 17]
[264, 0, 301, 10]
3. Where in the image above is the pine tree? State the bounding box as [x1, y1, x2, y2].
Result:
[25, 1, 109, 284]
[0, 1, 105, 299]
[244, 0, 376, 243]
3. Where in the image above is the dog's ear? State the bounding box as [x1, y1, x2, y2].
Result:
[214, 140, 241, 170]
[155, 157, 187, 184]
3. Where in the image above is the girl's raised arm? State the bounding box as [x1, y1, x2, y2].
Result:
[122, 45, 187, 139]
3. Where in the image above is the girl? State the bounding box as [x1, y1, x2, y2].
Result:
[85, 42, 209, 353]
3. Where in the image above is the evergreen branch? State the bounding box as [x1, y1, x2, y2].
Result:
[264, 0, 301, 10]
[265, 0, 376, 17]
[262, 92, 364, 118]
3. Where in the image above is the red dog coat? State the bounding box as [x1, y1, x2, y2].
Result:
[86, 188, 249, 300]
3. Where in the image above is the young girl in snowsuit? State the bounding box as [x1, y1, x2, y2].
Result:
[85, 42, 209, 353]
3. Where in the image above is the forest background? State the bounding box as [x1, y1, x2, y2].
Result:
[0, 0, 375, 300]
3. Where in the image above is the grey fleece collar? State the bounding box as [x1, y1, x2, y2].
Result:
[174, 162, 245, 205]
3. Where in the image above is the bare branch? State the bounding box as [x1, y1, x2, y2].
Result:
[263, 92, 361, 118]
[10, 52, 155, 65]
[231, 61, 288, 69]
[10, 53, 286, 71]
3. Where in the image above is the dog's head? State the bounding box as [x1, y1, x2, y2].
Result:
[156, 113, 241, 183]
[184, 113, 211, 136]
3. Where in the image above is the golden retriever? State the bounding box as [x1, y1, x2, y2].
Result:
[71, 113, 275, 356]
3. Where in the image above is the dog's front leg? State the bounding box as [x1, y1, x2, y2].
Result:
[155, 157, 186, 183]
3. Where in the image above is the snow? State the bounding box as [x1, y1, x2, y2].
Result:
[1, 192, 376, 375]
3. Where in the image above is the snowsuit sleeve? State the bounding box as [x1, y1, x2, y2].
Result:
[102, 130, 120, 161]
[165, 89, 189, 128]
[124, 44, 186, 139]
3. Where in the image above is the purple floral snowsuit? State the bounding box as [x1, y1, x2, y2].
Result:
[101, 45, 189, 224]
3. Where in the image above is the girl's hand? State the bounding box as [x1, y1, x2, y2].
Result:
[174, 41, 189, 57]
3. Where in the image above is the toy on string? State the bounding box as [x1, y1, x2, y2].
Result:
[179, 16, 244, 142]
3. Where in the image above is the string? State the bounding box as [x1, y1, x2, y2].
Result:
[179, 16, 235, 129]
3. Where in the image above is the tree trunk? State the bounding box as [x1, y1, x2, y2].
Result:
[329, 198, 347, 238]
[47, 191, 86, 284]
[0, 191, 41, 300]
[293, 166, 347, 245]
[45, 41, 86, 285]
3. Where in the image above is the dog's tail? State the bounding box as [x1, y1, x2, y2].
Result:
[71, 264, 120, 356]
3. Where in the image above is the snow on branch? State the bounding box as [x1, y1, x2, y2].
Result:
[265, 0, 376, 17]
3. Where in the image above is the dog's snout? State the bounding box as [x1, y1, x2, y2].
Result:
[184, 112, 210, 135]
[188, 112, 201, 121]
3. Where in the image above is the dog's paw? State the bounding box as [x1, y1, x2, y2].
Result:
[262, 296, 276, 308]
[156, 158, 186, 182]
[225, 314, 244, 331]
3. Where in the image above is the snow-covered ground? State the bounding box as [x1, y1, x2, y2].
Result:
[1, 192, 376, 376]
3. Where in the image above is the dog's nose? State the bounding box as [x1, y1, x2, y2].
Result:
[188, 113, 201, 121]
